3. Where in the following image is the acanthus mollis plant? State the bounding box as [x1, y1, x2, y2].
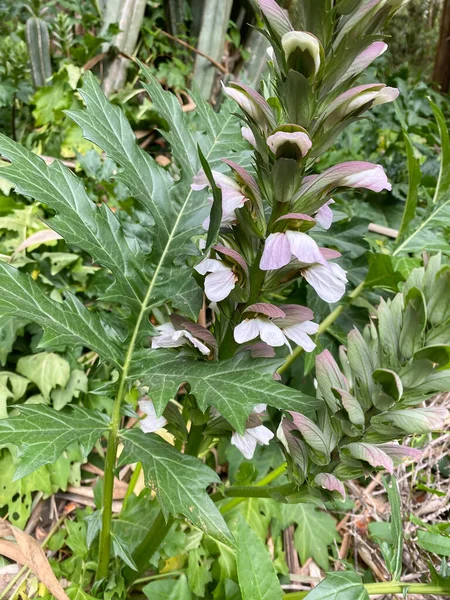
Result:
[0, 0, 442, 592]
[278, 253, 450, 498]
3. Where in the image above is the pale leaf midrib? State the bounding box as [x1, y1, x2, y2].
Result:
[118, 114, 234, 390]
[393, 198, 450, 255]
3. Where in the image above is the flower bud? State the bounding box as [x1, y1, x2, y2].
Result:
[281, 31, 322, 79]
[267, 125, 312, 161]
[223, 82, 275, 132]
[258, 0, 293, 39]
[322, 84, 399, 130]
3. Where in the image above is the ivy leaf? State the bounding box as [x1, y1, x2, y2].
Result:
[52, 369, 88, 411]
[119, 429, 232, 545]
[16, 352, 71, 402]
[281, 503, 339, 570]
[130, 350, 320, 433]
[0, 262, 123, 365]
[305, 571, 369, 599]
[0, 405, 110, 479]
[111, 531, 138, 571]
[416, 531, 450, 556]
[143, 575, 192, 600]
[236, 517, 282, 600]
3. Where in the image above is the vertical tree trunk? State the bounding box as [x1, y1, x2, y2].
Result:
[433, 0, 450, 92]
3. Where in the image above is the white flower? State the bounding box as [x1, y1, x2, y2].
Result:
[231, 404, 274, 459]
[314, 199, 334, 230]
[234, 303, 319, 353]
[139, 399, 168, 433]
[191, 169, 248, 230]
[303, 262, 347, 303]
[260, 230, 326, 270]
[194, 258, 237, 302]
[234, 316, 318, 353]
[151, 322, 210, 355]
[241, 126, 257, 148]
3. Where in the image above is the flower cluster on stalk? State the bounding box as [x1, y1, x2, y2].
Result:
[142, 0, 448, 480]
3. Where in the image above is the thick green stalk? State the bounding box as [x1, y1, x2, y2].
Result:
[212, 462, 287, 513]
[124, 511, 175, 584]
[96, 186, 199, 580]
[96, 376, 127, 579]
[284, 581, 450, 598]
[277, 281, 365, 376]
[185, 423, 206, 456]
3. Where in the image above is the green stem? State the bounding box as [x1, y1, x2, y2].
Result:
[213, 462, 287, 513]
[185, 423, 206, 456]
[96, 388, 123, 580]
[277, 281, 365, 376]
[284, 581, 450, 598]
[121, 462, 142, 513]
[124, 511, 175, 585]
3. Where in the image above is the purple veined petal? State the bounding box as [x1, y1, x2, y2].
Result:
[139, 399, 168, 433]
[324, 83, 384, 119]
[297, 161, 392, 198]
[242, 341, 276, 358]
[302, 263, 347, 303]
[221, 187, 247, 214]
[338, 162, 392, 192]
[260, 232, 292, 270]
[247, 424, 274, 445]
[191, 169, 209, 191]
[245, 302, 286, 319]
[372, 86, 400, 106]
[281, 31, 322, 77]
[275, 212, 316, 223]
[278, 304, 314, 324]
[194, 257, 230, 276]
[343, 442, 394, 474]
[231, 430, 258, 459]
[253, 403, 267, 414]
[241, 126, 257, 148]
[257, 318, 288, 347]
[377, 443, 422, 465]
[266, 130, 312, 158]
[222, 159, 262, 203]
[258, 0, 293, 37]
[314, 473, 346, 500]
[214, 245, 249, 276]
[179, 331, 211, 355]
[283, 322, 318, 352]
[345, 41, 388, 81]
[224, 82, 275, 129]
[204, 268, 237, 302]
[334, 0, 384, 48]
[234, 318, 261, 344]
[181, 320, 218, 354]
[223, 85, 260, 120]
[286, 231, 327, 265]
[191, 169, 240, 192]
[320, 247, 341, 260]
[315, 199, 334, 229]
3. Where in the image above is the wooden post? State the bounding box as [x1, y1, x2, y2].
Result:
[433, 0, 450, 92]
